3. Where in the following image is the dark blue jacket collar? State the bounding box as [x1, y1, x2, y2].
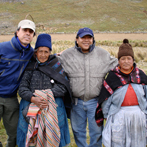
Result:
[10, 36, 31, 52]
[16, 37, 29, 50]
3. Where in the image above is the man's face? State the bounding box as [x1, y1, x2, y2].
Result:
[76, 35, 93, 53]
[35, 47, 51, 63]
[16, 28, 34, 47]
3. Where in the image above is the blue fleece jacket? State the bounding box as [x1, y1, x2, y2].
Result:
[0, 36, 34, 98]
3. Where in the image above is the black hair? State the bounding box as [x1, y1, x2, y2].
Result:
[15, 27, 36, 37]
[76, 36, 95, 44]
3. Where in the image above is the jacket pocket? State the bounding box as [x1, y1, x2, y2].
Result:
[0, 58, 11, 69]
[111, 116, 125, 144]
[111, 123, 125, 143]
[0, 69, 5, 76]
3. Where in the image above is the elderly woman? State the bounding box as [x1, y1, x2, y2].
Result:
[17, 34, 71, 147]
[95, 39, 147, 147]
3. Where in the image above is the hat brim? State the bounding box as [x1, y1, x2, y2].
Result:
[21, 25, 35, 32]
[78, 32, 93, 38]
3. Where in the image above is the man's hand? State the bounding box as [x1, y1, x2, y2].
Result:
[31, 96, 48, 109]
[56, 50, 64, 56]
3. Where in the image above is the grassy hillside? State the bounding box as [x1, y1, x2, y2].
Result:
[0, 0, 147, 34]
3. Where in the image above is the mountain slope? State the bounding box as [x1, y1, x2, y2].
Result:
[0, 0, 147, 34]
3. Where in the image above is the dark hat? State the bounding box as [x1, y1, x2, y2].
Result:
[118, 39, 134, 59]
[35, 33, 52, 50]
[77, 27, 94, 38]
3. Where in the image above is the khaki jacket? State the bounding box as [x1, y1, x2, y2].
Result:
[58, 46, 118, 101]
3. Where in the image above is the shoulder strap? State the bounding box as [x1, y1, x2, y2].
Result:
[38, 63, 72, 98]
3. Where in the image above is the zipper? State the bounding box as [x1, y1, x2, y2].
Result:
[40, 72, 43, 88]
[21, 50, 25, 58]
[0, 69, 5, 76]
[1, 57, 29, 62]
[17, 64, 24, 81]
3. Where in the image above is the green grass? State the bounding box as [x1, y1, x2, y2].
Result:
[0, 0, 147, 34]
[0, 120, 7, 146]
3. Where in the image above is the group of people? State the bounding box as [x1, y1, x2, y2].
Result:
[0, 18, 147, 147]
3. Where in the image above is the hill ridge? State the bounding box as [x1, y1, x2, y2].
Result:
[0, 0, 147, 34]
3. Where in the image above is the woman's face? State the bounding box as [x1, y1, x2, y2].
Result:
[118, 56, 134, 73]
[35, 47, 51, 63]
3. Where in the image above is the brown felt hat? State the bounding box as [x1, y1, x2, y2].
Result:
[118, 39, 134, 59]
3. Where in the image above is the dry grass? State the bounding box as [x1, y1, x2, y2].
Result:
[51, 41, 147, 74]
[52, 40, 147, 73]
[0, 120, 7, 146]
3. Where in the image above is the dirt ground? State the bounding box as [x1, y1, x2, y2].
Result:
[0, 33, 147, 42]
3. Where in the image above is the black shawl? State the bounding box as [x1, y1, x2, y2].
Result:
[26, 55, 72, 108]
[95, 63, 147, 126]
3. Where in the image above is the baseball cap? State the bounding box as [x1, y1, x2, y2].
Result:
[77, 27, 94, 38]
[18, 19, 35, 32]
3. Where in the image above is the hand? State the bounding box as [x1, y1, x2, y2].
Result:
[56, 50, 64, 56]
[31, 96, 48, 109]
